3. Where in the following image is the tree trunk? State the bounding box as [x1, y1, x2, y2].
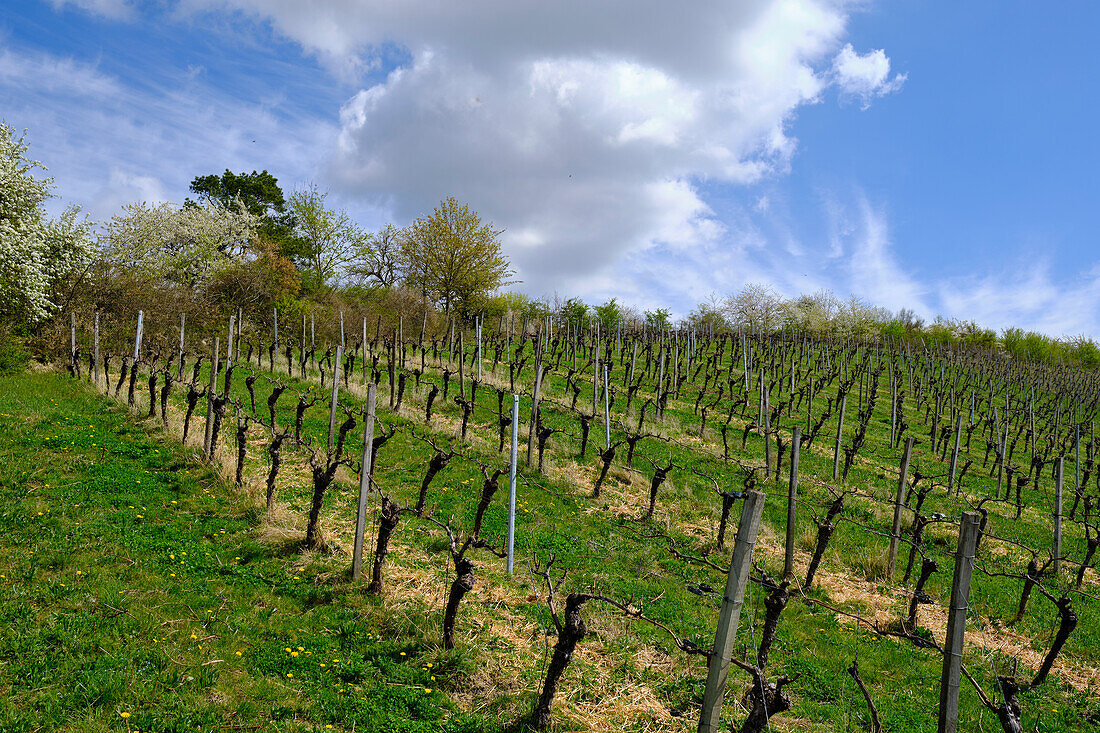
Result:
[531, 594, 588, 729]
[442, 557, 476, 649]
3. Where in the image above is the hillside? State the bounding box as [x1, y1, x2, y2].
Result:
[4, 323, 1100, 731]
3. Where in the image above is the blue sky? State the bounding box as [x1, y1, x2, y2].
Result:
[3, 0, 1099, 337]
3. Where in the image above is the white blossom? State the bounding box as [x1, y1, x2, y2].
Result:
[0, 123, 94, 325]
[101, 199, 260, 287]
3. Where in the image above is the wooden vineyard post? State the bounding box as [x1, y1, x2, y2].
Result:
[178, 313, 185, 380]
[627, 340, 637, 388]
[352, 384, 377, 580]
[936, 511, 981, 733]
[1054, 456, 1063, 574]
[477, 317, 482, 382]
[203, 338, 219, 460]
[93, 312, 100, 388]
[507, 395, 519, 575]
[526, 365, 543, 467]
[328, 345, 343, 455]
[698, 490, 766, 733]
[784, 426, 800, 580]
[887, 437, 915, 582]
[70, 312, 76, 375]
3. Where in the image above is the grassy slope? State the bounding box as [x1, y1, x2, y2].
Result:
[0, 371, 497, 733]
[6, 330, 1100, 731]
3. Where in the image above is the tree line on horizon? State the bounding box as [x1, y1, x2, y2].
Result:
[2, 121, 1097, 373]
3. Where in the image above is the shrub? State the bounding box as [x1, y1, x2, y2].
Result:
[0, 331, 30, 375]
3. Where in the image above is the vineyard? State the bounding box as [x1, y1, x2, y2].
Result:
[5, 306, 1100, 732]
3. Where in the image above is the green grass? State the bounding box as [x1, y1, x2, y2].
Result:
[15, 326, 1100, 732]
[0, 372, 498, 732]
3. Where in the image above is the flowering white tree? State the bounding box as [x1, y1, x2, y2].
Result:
[0, 123, 94, 325]
[102, 199, 260, 288]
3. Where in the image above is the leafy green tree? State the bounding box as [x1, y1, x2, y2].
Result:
[594, 298, 623, 330]
[188, 169, 285, 219]
[644, 308, 671, 330]
[187, 169, 304, 261]
[0, 123, 94, 326]
[784, 290, 839, 334]
[1001, 328, 1025, 358]
[956, 320, 997, 348]
[686, 297, 726, 331]
[559, 297, 589, 330]
[926, 317, 958, 345]
[287, 183, 365, 291]
[1070, 337, 1100, 370]
[400, 197, 515, 316]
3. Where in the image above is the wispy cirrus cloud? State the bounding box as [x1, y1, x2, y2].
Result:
[46, 0, 135, 21]
[0, 39, 338, 223]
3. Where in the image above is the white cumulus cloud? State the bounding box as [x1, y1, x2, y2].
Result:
[192, 0, 878, 296]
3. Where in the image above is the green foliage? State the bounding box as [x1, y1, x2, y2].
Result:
[559, 297, 589, 330]
[401, 198, 515, 317]
[0, 330, 30, 375]
[187, 168, 301, 261]
[925, 317, 958, 345]
[685, 299, 725, 331]
[187, 169, 286, 220]
[594, 297, 624, 330]
[644, 307, 671, 330]
[204, 239, 301, 314]
[287, 183, 366, 291]
[880, 319, 907, 340]
[1070, 337, 1100, 369]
